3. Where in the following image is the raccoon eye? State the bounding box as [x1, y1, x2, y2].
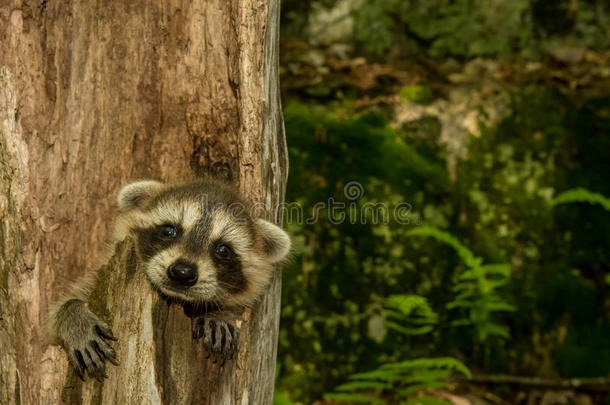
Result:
[214, 243, 233, 260]
[157, 224, 178, 239]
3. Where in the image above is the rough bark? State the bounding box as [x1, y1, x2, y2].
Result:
[0, 0, 286, 404]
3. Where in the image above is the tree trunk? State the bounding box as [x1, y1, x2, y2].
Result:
[0, 0, 286, 404]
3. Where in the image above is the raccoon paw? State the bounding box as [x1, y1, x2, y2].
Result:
[62, 318, 118, 381]
[191, 315, 238, 359]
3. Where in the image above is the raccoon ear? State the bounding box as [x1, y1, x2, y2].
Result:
[256, 219, 291, 263]
[117, 180, 164, 212]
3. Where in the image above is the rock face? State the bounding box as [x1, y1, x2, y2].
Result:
[0, 1, 286, 403]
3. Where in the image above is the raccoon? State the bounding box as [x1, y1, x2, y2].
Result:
[47, 178, 291, 380]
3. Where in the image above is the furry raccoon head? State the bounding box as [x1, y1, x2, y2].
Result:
[113, 178, 290, 308]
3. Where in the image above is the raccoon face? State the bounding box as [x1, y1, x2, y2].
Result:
[113, 179, 290, 308]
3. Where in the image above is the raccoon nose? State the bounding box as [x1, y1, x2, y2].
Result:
[167, 261, 198, 286]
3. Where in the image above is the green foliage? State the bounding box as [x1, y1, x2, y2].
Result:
[327, 357, 469, 405]
[324, 392, 387, 404]
[399, 86, 433, 105]
[355, 357, 471, 380]
[277, 89, 610, 402]
[552, 188, 610, 211]
[449, 263, 515, 342]
[388, 0, 533, 58]
[279, 1, 610, 402]
[384, 295, 438, 336]
[406, 227, 515, 343]
[273, 390, 294, 405]
[406, 227, 480, 269]
[283, 0, 609, 60]
[278, 102, 453, 401]
[351, 0, 402, 58]
[327, 263, 470, 404]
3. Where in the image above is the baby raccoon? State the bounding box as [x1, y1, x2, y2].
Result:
[47, 178, 290, 380]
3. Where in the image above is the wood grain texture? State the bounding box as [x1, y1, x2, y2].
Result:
[0, 0, 286, 403]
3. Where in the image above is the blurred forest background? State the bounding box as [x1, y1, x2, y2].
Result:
[273, 1, 610, 404]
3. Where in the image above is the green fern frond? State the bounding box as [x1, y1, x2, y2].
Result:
[552, 188, 610, 211]
[386, 321, 435, 336]
[478, 322, 510, 340]
[387, 370, 452, 384]
[351, 369, 402, 381]
[398, 381, 449, 396]
[324, 393, 387, 404]
[450, 319, 471, 327]
[331, 357, 470, 404]
[380, 357, 471, 378]
[446, 301, 471, 310]
[384, 295, 438, 336]
[385, 295, 437, 318]
[406, 227, 481, 269]
[335, 381, 393, 392]
[478, 263, 511, 276]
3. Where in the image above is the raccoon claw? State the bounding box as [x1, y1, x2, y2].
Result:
[70, 346, 105, 380]
[191, 315, 205, 340]
[191, 316, 238, 358]
[95, 324, 117, 341]
[68, 350, 86, 381]
[63, 320, 118, 380]
[91, 336, 119, 366]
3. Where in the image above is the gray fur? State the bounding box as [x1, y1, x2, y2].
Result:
[49, 299, 118, 380]
[47, 178, 291, 380]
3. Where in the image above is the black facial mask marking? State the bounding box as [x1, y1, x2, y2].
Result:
[211, 241, 247, 294]
[136, 223, 183, 261]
